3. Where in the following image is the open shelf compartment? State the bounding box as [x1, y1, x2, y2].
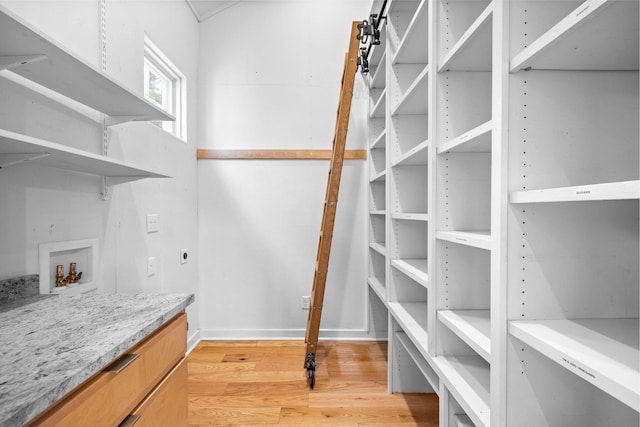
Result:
[437, 120, 491, 154]
[510, 0, 639, 71]
[390, 301, 429, 355]
[392, 65, 429, 116]
[396, 330, 439, 392]
[387, 0, 424, 57]
[391, 258, 428, 288]
[439, 309, 490, 362]
[392, 165, 428, 215]
[509, 318, 639, 411]
[438, 2, 493, 72]
[432, 355, 490, 427]
[392, 0, 429, 65]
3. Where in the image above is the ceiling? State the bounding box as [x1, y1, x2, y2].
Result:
[185, 0, 241, 22]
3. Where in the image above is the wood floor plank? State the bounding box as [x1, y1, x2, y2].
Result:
[187, 340, 438, 426]
[190, 391, 308, 409]
[278, 406, 435, 424]
[187, 381, 228, 396]
[188, 406, 281, 426]
[309, 392, 433, 409]
[189, 361, 258, 373]
[189, 370, 305, 382]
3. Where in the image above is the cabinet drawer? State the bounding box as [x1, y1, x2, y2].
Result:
[119, 357, 187, 427]
[30, 313, 186, 427]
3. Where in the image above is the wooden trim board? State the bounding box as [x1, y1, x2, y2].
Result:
[197, 149, 367, 160]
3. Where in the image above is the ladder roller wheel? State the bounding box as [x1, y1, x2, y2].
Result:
[305, 353, 316, 390]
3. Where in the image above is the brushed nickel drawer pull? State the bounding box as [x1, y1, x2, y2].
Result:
[104, 353, 140, 374]
[118, 414, 141, 427]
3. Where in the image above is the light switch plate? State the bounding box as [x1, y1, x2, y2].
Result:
[147, 257, 156, 276]
[146, 214, 159, 233]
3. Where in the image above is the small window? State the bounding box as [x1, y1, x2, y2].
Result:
[143, 36, 186, 141]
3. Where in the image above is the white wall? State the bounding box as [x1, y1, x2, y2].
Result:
[0, 1, 201, 339]
[197, 1, 374, 338]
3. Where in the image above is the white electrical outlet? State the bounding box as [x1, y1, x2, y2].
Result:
[180, 248, 189, 264]
[301, 296, 310, 310]
[146, 214, 159, 233]
[147, 257, 156, 276]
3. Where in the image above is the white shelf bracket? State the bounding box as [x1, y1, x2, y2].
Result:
[105, 176, 148, 186]
[105, 115, 149, 126]
[0, 152, 50, 168]
[0, 54, 47, 70]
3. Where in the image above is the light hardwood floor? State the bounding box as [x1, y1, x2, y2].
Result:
[188, 340, 439, 426]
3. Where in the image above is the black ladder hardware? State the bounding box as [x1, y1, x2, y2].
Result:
[358, 1, 389, 74]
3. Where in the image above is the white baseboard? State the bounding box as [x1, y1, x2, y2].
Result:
[186, 329, 201, 355]
[197, 328, 388, 341]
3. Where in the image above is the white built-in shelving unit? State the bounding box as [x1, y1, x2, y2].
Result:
[0, 5, 172, 183]
[365, 0, 639, 425]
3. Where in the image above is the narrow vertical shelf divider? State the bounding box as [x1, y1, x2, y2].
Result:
[432, 0, 498, 424]
[366, 1, 391, 352]
[384, 0, 436, 396]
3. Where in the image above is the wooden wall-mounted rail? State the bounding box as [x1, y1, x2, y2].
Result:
[197, 149, 367, 160]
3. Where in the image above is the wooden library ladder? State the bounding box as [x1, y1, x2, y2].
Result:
[304, 21, 362, 389]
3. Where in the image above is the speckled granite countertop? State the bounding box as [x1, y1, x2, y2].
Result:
[0, 293, 194, 426]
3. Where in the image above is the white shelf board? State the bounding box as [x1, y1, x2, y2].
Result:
[454, 414, 475, 427]
[391, 213, 429, 222]
[389, 301, 429, 354]
[391, 258, 428, 288]
[396, 331, 440, 393]
[368, 276, 387, 306]
[438, 3, 493, 72]
[432, 355, 490, 427]
[392, 139, 429, 166]
[392, 0, 429, 64]
[369, 51, 387, 89]
[369, 242, 387, 256]
[0, 128, 169, 184]
[510, 180, 640, 204]
[437, 121, 492, 154]
[370, 89, 386, 118]
[370, 129, 387, 150]
[510, 0, 639, 71]
[0, 6, 174, 122]
[436, 230, 492, 250]
[370, 210, 387, 216]
[370, 169, 387, 183]
[509, 318, 640, 411]
[438, 310, 491, 362]
[392, 65, 429, 116]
